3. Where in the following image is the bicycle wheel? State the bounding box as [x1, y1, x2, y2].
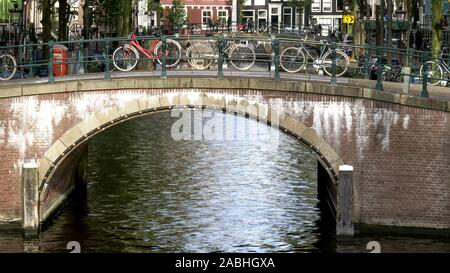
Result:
[0, 54, 17, 80]
[280, 47, 305, 73]
[112, 44, 139, 72]
[229, 44, 255, 71]
[186, 42, 215, 70]
[420, 61, 442, 86]
[154, 39, 182, 68]
[322, 49, 349, 77]
[0, 54, 17, 81]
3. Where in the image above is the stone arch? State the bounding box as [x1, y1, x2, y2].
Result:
[37, 92, 344, 222]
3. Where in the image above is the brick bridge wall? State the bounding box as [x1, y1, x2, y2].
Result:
[0, 78, 449, 231]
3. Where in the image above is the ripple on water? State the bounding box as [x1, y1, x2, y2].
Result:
[3, 111, 448, 253]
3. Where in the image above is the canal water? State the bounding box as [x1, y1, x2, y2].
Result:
[1, 111, 449, 253]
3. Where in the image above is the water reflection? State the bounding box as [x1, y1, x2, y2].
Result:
[1, 110, 449, 253]
[41, 110, 322, 253]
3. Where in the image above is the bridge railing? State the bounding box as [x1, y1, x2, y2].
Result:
[0, 34, 446, 97]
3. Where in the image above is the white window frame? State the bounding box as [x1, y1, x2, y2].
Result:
[283, 7, 293, 28]
[217, 9, 228, 25]
[242, 9, 255, 23]
[311, 0, 321, 13]
[322, 0, 332, 13]
[258, 9, 268, 20]
[201, 10, 212, 30]
[269, 7, 281, 18]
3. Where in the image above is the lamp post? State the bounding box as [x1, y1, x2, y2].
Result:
[344, 5, 350, 35]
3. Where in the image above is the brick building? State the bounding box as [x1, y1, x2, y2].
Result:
[161, 0, 233, 30]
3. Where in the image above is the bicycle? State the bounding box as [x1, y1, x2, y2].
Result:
[112, 33, 181, 72]
[419, 51, 450, 86]
[279, 39, 350, 76]
[185, 35, 256, 71]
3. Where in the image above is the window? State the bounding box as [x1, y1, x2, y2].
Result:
[283, 7, 292, 28]
[336, 0, 344, 11]
[242, 10, 255, 24]
[244, 0, 251, 6]
[255, 0, 265, 5]
[202, 10, 212, 29]
[218, 10, 228, 21]
[311, 0, 321, 13]
[318, 18, 332, 36]
[323, 0, 332, 12]
[217, 10, 228, 26]
[258, 10, 267, 20]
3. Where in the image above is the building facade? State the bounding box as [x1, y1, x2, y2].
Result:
[161, 0, 232, 30]
[308, 0, 347, 36]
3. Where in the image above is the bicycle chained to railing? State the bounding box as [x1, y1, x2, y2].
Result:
[0, 32, 40, 81]
[279, 36, 350, 76]
[112, 33, 182, 72]
[185, 33, 258, 71]
[419, 47, 450, 86]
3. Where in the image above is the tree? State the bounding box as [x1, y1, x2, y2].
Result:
[148, 0, 164, 28]
[287, 0, 312, 28]
[42, 0, 52, 44]
[238, 0, 245, 22]
[58, 0, 70, 41]
[431, 0, 443, 59]
[82, 0, 92, 38]
[353, 0, 371, 58]
[118, 0, 133, 36]
[168, 0, 187, 31]
[386, 0, 393, 65]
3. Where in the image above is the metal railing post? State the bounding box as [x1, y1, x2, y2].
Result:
[271, 38, 280, 81]
[28, 45, 34, 77]
[421, 52, 429, 98]
[331, 42, 337, 84]
[375, 47, 383, 91]
[161, 35, 167, 79]
[218, 36, 225, 79]
[104, 37, 111, 80]
[364, 44, 370, 80]
[48, 40, 54, 83]
[402, 47, 412, 95]
[78, 38, 85, 74]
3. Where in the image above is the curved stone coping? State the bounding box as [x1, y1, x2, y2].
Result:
[0, 77, 449, 113]
[37, 92, 344, 209]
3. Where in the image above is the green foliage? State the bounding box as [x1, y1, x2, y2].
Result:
[148, 0, 164, 27]
[168, 0, 187, 30]
[238, 0, 245, 21]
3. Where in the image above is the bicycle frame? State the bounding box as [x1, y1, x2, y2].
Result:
[300, 42, 328, 62]
[127, 34, 163, 60]
[439, 58, 450, 75]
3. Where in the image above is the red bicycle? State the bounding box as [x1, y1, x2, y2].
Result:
[112, 33, 182, 72]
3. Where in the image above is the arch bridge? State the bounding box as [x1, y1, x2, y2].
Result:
[0, 75, 449, 237]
